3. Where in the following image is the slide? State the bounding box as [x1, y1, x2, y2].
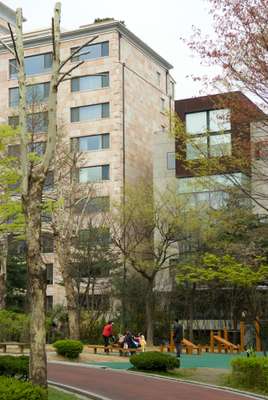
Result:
[182, 338, 198, 348]
[213, 335, 239, 350]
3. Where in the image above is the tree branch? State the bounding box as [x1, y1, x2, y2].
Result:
[59, 35, 98, 71]
[56, 61, 84, 87]
[8, 22, 20, 64]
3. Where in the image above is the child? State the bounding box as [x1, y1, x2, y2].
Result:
[139, 333, 146, 352]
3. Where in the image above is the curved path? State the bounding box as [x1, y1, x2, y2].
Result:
[48, 363, 260, 400]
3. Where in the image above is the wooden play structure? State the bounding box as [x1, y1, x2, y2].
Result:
[163, 319, 264, 354]
[210, 328, 240, 353]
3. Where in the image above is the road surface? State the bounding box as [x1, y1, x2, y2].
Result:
[48, 363, 260, 400]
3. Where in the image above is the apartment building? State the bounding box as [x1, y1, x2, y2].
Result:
[0, 10, 174, 307]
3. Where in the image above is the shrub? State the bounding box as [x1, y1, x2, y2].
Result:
[130, 351, 180, 371]
[0, 376, 46, 400]
[53, 339, 83, 359]
[0, 355, 29, 380]
[230, 356, 268, 392]
[0, 310, 29, 342]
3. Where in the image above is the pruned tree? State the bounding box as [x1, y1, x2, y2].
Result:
[0, 3, 99, 387]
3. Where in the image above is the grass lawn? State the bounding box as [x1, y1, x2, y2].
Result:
[137, 367, 228, 386]
[48, 387, 87, 399]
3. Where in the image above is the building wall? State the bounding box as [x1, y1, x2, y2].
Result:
[251, 121, 268, 215]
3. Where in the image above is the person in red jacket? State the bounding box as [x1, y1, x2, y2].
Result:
[102, 321, 114, 351]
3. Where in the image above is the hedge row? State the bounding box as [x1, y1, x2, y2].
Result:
[230, 356, 268, 392]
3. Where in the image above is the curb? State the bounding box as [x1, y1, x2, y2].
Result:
[48, 380, 112, 400]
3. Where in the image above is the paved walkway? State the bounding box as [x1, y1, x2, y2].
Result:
[48, 363, 260, 400]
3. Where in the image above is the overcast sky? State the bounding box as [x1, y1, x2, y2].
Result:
[4, 0, 216, 99]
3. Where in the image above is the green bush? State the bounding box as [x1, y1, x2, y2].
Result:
[0, 376, 46, 399]
[230, 356, 268, 392]
[0, 310, 29, 342]
[130, 351, 180, 371]
[53, 339, 83, 359]
[0, 355, 29, 379]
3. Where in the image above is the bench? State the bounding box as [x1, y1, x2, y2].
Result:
[0, 342, 30, 354]
[119, 347, 142, 356]
[87, 345, 114, 354]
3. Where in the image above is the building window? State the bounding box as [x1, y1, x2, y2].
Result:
[78, 227, 110, 246]
[46, 296, 53, 311]
[71, 103, 110, 122]
[157, 71, 161, 86]
[75, 196, 110, 214]
[185, 109, 231, 159]
[161, 98, 165, 112]
[255, 141, 268, 160]
[10, 53, 52, 79]
[8, 112, 48, 133]
[186, 137, 208, 160]
[46, 263, 53, 285]
[71, 72, 109, 92]
[71, 41, 109, 62]
[9, 82, 50, 107]
[167, 152, 176, 170]
[79, 165, 110, 183]
[41, 233, 54, 253]
[8, 144, 20, 157]
[210, 133, 231, 157]
[43, 171, 54, 191]
[72, 133, 110, 152]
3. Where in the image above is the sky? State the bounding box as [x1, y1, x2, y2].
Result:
[3, 0, 216, 100]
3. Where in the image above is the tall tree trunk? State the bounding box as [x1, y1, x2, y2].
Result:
[188, 284, 195, 342]
[145, 279, 154, 345]
[0, 235, 8, 309]
[55, 238, 80, 340]
[24, 184, 47, 387]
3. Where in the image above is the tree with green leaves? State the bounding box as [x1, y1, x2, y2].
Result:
[176, 200, 268, 323]
[108, 182, 199, 344]
[0, 125, 24, 309]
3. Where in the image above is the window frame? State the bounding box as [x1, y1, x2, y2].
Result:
[70, 103, 110, 123]
[71, 41, 109, 62]
[9, 52, 53, 79]
[78, 164, 110, 183]
[71, 72, 109, 93]
[185, 109, 232, 160]
[167, 152, 176, 170]
[9, 82, 50, 107]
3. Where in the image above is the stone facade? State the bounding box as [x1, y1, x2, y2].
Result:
[0, 18, 174, 306]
